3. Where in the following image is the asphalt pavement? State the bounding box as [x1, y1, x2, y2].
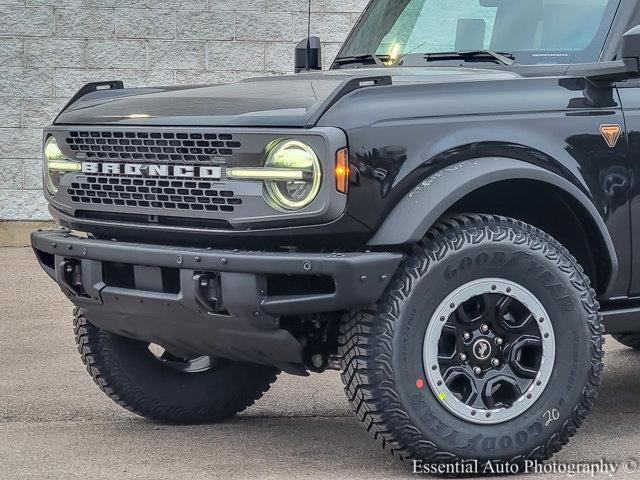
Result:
[2, 247, 640, 479]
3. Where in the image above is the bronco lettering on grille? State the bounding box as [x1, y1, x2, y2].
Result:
[81, 162, 223, 180]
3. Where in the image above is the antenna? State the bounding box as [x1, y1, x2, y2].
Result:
[306, 0, 312, 71]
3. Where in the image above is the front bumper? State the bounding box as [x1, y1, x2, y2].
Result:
[32, 230, 402, 373]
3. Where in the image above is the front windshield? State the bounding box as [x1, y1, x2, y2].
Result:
[338, 0, 620, 65]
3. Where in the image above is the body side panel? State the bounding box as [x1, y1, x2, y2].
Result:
[617, 82, 640, 296]
[319, 77, 630, 298]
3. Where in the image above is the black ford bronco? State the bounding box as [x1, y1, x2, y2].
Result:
[31, 0, 640, 468]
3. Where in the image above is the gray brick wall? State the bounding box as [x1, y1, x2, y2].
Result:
[0, 0, 368, 220]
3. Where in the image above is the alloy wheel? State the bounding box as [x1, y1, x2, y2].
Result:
[423, 278, 555, 424]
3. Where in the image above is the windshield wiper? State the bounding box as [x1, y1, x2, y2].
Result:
[334, 54, 389, 68]
[423, 50, 517, 66]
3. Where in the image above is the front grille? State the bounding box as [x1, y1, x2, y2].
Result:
[65, 130, 242, 164]
[67, 175, 242, 213]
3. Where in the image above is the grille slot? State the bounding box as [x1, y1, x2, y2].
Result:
[67, 176, 242, 213]
[65, 130, 242, 163]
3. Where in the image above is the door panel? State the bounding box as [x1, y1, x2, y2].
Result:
[620, 82, 640, 296]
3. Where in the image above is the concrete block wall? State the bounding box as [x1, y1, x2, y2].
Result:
[0, 0, 368, 220]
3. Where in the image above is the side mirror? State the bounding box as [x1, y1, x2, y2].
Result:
[621, 25, 640, 64]
[566, 25, 640, 82]
[295, 37, 322, 73]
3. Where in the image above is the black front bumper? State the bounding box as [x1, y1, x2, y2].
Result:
[32, 230, 403, 374]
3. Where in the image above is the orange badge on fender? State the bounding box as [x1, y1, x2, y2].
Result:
[600, 124, 622, 148]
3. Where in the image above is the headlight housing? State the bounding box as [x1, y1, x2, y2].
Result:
[227, 139, 323, 211]
[43, 136, 80, 195]
[263, 139, 322, 211]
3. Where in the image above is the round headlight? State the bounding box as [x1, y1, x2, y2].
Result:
[43, 136, 80, 195]
[264, 139, 322, 211]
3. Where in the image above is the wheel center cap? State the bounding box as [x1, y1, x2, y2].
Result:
[472, 339, 492, 361]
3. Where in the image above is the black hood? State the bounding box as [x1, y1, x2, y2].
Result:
[54, 67, 520, 128]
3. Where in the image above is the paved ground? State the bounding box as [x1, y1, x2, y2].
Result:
[2, 247, 640, 479]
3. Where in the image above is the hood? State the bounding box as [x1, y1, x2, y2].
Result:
[55, 67, 521, 128]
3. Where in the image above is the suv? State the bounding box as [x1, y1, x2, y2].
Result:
[31, 0, 640, 468]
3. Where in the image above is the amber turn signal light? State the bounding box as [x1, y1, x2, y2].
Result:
[335, 148, 349, 194]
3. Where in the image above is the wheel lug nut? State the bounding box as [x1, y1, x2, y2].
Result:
[459, 353, 467, 362]
[495, 337, 503, 346]
[480, 324, 489, 333]
[473, 366, 482, 375]
[491, 358, 500, 367]
[463, 332, 471, 341]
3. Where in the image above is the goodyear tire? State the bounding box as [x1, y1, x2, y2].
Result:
[74, 308, 278, 423]
[338, 214, 603, 465]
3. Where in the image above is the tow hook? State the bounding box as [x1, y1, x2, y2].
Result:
[194, 273, 224, 313]
[59, 259, 87, 298]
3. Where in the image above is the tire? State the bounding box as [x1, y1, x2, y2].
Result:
[612, 333, 640, 350]
[73, 308, 279, 423]
[338, 214, 603, 465]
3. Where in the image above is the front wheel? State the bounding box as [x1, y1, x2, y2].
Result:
[339, 214, 603, 465]
[74, 308, 279, 423]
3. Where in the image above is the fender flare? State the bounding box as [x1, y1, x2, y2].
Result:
[367, 157, 618, 291]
